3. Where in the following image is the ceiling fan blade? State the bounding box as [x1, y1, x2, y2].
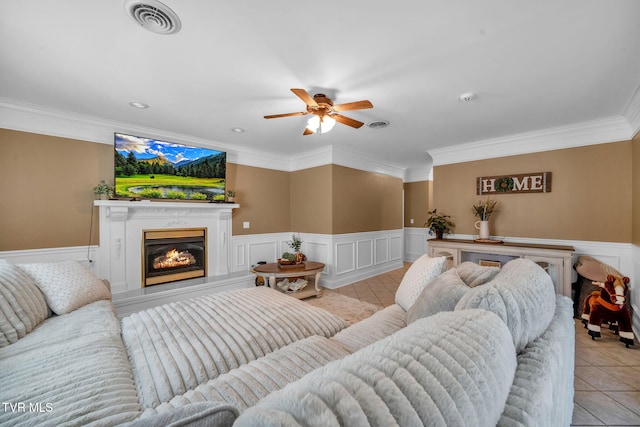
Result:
[333, 100, 373, 112]
[264, 111, 308, 119]
[303, 128, 314, 135]
[333, 114, 365, 129]
[291, 88, 319, 107]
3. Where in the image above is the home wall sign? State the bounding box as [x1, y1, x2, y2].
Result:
[477, 172, 552, 195]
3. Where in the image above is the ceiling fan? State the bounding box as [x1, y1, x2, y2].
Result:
[264, 88, 373, 135]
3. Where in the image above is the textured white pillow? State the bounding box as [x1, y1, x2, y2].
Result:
[17, 261, 111, 315]
[395, 255, 446, 311]
[406, 268, 469, 324]
[0, 262, 50, 347]
[455, 261, 501, 287]
[455, 258, 556, 352]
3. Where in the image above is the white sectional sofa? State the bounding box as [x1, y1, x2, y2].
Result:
[0, 255, 574, 426]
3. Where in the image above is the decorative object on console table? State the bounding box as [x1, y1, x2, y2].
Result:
[93, 180, 114, 200]
[284, 233, 306, 264]
[424, 209, 455, 240]
[472, 197, 498, 242]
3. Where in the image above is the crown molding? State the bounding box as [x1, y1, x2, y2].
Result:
[428, 116, 633, 166]
[0, 98, 403, 177]
[623, 84, 640, 137]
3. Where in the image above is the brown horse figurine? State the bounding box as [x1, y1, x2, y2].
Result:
[582, 274, 634, 348]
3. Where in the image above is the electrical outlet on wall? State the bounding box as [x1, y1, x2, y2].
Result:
[243, 222, 250, 229]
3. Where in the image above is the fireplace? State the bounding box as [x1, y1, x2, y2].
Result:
[142, 228, 207, 286]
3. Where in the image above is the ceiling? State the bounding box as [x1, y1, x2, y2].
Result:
[2, 0, 640, 175]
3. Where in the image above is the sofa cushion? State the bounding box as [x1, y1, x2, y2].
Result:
[125, 402, 239, 427]
[0, 300, 142, 426]
[499, 295, 575, 427]
[394, 254, 446, 310]
[122, 287, 347, 409]
[406, 268, 469, 324]
[330, 304, 407, 353]
[454, 261, 501, 287]
[17, 260, 111, 315]
[235, 309, 517, 427]
[455, 258, 556, 353]
[0, 261, 49, 347]
[149, 335, 351, 414]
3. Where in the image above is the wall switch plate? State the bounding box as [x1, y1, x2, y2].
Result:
[243, 222, 250, 229]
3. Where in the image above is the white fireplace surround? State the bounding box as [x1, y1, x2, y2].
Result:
[94, 200, 238, 294]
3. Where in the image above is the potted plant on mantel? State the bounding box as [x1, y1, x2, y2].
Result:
[93, 180, 114, 200]
[424, 209, 455, 240]
[226, 190, 236, 203]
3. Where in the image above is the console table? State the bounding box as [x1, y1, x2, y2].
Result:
[253, 261, 325, 299]
[427, 238, 574, 297]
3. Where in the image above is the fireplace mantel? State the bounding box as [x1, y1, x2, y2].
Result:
[94, 200, 239, 294]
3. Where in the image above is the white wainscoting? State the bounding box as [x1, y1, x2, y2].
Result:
[0, 245, 98, 270]
[403, 227, 430, 262]
[231, 230, 404, 289]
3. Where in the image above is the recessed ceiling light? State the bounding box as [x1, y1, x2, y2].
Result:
[458, 92, 476, 102]
[129, 101, 149, 109]
[231, 128, 245, 133]
[367, 120, 390, 129]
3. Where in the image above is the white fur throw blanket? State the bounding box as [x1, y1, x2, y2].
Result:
[121, 287, 347, 409]
[235, 309, 517, 427]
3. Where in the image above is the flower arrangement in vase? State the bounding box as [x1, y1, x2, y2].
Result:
[472, 198, 497, 240]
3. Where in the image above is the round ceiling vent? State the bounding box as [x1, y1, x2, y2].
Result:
[367, 120, 390, 129]
[124, 0, 181, 35]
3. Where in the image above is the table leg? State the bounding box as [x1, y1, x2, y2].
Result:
[314, 271, 322, 297]
[268, 276, 276, 288]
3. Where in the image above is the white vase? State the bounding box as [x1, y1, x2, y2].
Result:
[474, 220, 490, 240]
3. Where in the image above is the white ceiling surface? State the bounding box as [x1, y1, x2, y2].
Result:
[2, 1, 640, 176]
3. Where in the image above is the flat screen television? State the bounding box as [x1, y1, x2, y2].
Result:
[114, 132, 226, 201]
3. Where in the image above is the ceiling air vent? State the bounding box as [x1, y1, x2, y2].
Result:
[367, 120, 390, 129]
[124, 0, 181, 35]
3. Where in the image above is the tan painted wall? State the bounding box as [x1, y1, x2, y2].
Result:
[290, 165, 333, 234]
[290, 165, 403, 234]
[228, 163, 290, 236]
[331, 165, 403, 234]
[0, 129, 111, 250]
[633, 132, 640, 245]
[404, 181, 430, 228]
[1, 129, 401, 250]
[433, 141, 633, 242]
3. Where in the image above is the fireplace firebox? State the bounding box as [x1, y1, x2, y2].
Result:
[142, 228, 207, 286]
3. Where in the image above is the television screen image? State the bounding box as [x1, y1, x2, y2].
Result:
[114, 133, 226, 201]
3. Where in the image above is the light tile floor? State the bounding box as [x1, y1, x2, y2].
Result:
[332, 262, 640, 426]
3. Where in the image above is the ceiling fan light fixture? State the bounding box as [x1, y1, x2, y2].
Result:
[306, 115, 336, 134]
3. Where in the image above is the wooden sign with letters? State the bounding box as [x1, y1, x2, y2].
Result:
[477, 172, 552, 195]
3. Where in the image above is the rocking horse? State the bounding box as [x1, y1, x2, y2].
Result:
[582, 274, 634, 348]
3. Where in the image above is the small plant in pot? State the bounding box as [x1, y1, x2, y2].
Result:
[93, 180, 114, 200]
[226, 190, 236, 202]
[279, 234, 306, 265]
[424, 209, 455, 239]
